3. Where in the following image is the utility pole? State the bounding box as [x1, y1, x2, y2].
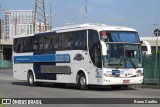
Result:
[49, 0, 52, 30]
[84, 0, 87, 22]
[33, 0, 47, 33]
[154, 29, 160, 82]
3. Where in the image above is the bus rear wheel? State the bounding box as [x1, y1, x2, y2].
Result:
[27, 72, 36, 86]
[78, 73, 88, 90]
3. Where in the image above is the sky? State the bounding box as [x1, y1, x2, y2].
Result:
[0, 0, 160, 37]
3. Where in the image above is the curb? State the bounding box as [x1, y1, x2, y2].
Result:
[129, 85, 160, 89]
[141, 85, 160, 89]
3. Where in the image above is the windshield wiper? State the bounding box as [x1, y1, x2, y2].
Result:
[128, 57, 137, 69]
[116, 56, 137, 69]
[116, 57, 124, 69]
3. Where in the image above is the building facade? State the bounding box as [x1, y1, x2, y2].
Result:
[0, 10, 50, 64]
[5, 10, 34, 39]
[0, 19, 4, 39]
[140, 37, 160, 54]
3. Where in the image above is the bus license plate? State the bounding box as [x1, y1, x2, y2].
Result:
[123, 80, 130, 84]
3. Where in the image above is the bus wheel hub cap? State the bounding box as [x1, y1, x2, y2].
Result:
[80, 77, 86, 86]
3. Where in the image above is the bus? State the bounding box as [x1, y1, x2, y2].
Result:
[13, 23, 143, 90]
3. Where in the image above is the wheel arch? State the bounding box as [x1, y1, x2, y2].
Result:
[76, 69, 88, 85]
[27, 69, 36, 82]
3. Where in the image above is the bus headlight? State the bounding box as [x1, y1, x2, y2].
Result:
[104, 73, 113, 77]
[136, 70, 143, 74]
[136, 70, 143, 77]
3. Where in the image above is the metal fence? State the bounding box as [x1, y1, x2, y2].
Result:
[143, 54, 160, 85]
[0, 60, 12, 68]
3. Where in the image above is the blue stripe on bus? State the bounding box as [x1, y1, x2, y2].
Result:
[14, 54, 70, 63]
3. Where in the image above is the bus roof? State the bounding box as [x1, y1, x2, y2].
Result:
[52, 23, 137, 33]
[14, 23, 137, 38]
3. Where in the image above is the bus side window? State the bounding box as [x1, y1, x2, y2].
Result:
[13, 38, 18, 53]
[52, 34, 56, 50]
[54, 33, 62, 50]
[49, 39, 54, 50]
[73, 34, 78, 49]
[45, 35, 52, 51]
[14, 38, 20, 53]
[72, 30, 87, 50]
[23, 38, 28, 52]
[67, 33, 73, 49]
[81, 31, 87, 49]
[62, 33, 68, 50]
[39, 36, 44, 51]
[33, 37, 38, 51]
[20, 39, 24, 53]
[14, 37, 33, 53]
[29, 37, 33, 52]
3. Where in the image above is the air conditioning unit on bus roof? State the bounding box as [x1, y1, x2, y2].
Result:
[52, 23, 107, 32]
[80, 23, 106, 27]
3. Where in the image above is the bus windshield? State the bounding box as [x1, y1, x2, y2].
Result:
[101, 31, 142, 69]
[103, 44, 142, 68]
[100, 31, 140, 43]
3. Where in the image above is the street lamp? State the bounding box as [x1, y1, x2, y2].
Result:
[153, 24, 160, 53]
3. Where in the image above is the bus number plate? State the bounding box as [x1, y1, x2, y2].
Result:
[123, 80, 130, 84]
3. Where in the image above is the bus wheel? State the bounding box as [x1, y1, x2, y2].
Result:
[27, 72, 35, 86]
[78, 73, 88, 90]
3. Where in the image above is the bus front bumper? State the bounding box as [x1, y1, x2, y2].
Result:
[102, 76, 143, 85]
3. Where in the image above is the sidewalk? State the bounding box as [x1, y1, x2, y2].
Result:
[0, 68, 13, 75]
[0, 68, 14, 81]
[130, 84, 160, 89]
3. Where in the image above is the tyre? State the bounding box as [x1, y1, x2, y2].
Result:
[78, 73, 88, 90]
[27, 72, 36, 86]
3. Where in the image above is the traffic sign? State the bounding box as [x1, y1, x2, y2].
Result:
[154, 29, 160, 36]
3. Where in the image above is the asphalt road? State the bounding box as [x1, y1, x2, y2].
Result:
[0, 69, 160, 107]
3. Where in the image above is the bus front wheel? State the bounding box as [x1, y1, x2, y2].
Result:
[27, 72, 36, 86]
[78, 73, 88, 90]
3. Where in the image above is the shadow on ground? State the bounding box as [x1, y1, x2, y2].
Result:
[11, 81, 137, 91]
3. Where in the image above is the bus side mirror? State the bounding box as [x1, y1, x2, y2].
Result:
[140, 41, 143, 44]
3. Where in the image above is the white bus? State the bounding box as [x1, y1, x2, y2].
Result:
[13, 23, 143, 90]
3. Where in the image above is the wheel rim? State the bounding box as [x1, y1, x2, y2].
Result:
[80, 76, 86, 87]
[29, 75, 33, 84]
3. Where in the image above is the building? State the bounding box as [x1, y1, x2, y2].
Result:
[0, 16, 12, 66]
[0, 19, 4, 39]
[0, 10, 51, 67]
[0, 10, 35, 63]
[5, 10, 34, 39]
[140, 37, 160, 54]
[0, 10, 50, 63]
[4, 10, 50, 39]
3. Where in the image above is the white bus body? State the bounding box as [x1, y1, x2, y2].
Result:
[13, 23, 143, 89]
